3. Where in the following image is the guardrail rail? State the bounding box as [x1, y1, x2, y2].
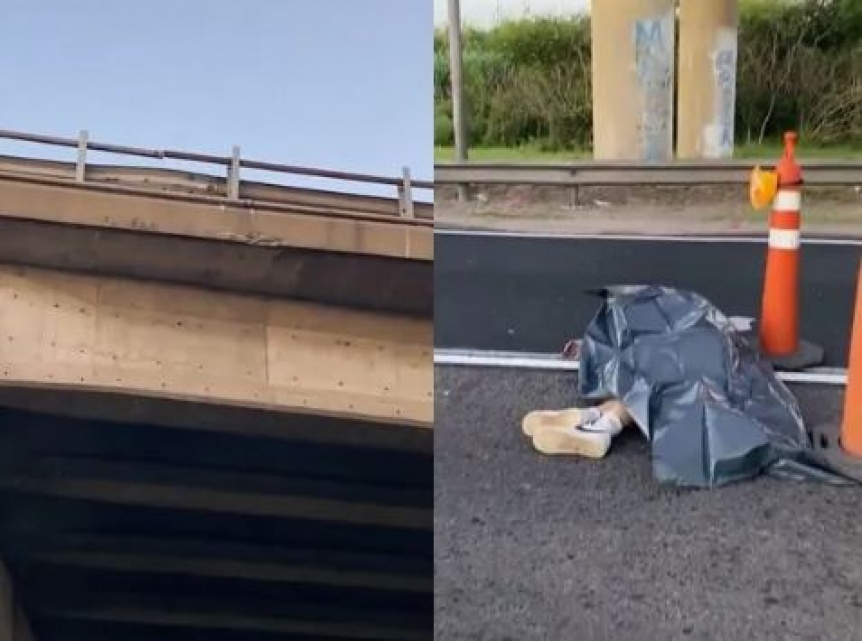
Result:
[435, 160, 862, 188]
[0, 128, 433, 220]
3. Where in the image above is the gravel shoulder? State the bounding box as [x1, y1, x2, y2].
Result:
[435, 185, 862, 236]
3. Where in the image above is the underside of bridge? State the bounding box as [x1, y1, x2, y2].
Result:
[0, 395, 431, 641]
[0, 161, 433, 640]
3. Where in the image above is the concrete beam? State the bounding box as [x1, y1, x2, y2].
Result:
[0, 388, 432, 453]
[0, 172, 432, 261]
[0, 154, 434, 220]
[37, 605, 424, 641]
[32, 549, 430, 593]
[0, 561, 35, 641]
[9, 531, 431, 595]
[0, 218, 431, 317]
[0, 265, 432, 427]
[0, 474, 430, 530]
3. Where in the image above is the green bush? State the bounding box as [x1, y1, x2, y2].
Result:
[435, 0, 862, 150]
[435, 107, 454, 147]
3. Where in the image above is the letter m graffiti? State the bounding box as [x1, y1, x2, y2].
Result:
[634, 19, 663, 50]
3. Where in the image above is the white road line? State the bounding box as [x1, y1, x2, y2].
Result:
[434, 348, 847, 386]
[435, 229, 862, 245]
[435, 350, 579, 371]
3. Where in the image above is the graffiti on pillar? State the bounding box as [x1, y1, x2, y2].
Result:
[705, 29, 738, 158]
[633, 13, 674, 162]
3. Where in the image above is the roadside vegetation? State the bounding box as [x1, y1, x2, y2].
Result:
[434, 0, 862, 159]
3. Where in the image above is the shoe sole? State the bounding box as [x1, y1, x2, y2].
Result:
[521, 408, 586, 437]
[531, 427, 611, 459]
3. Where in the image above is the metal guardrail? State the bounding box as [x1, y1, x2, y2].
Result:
[0, 155, 434, 222]
[434, 160, 862, 187]
[0, 128, 433, 218]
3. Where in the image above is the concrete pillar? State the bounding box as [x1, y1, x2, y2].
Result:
[591, 0, 676, 161]
[676, 0, 739, 159]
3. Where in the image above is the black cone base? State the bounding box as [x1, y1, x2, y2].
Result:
[809, 423, 862, 483]
[765, 339, 824, 371]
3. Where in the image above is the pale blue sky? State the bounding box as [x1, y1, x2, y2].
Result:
[434, 0, 589, 27]
[0, 0, 432, 200]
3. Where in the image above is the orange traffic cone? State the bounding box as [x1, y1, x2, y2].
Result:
[840, 259, 862, 457]
[757, 132, 823, 371]
[809, 259, 862, 481]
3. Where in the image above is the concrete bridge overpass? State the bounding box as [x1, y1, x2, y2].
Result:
[0, 142, 433, 641]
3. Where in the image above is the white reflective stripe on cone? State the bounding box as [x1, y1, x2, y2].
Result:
[768, 227, 801, 250]
[774, 190, 802, 211]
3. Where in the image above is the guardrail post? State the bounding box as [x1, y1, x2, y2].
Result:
[568, 185, 581, 208]
[75, 130, 88, 183]
[227, 145, 241, 199]
[398, 166, 414, 218]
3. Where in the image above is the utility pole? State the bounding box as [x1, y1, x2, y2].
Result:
[447, 0, 468, 201]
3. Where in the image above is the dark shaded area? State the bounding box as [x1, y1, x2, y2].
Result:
[0, 385, 432, 454]
[0, 404, 432, 641]
[435, 233, 856, 365]
[435, 366, 862, 641]
[30, 621, 392, 641]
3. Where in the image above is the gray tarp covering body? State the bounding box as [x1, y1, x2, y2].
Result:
[577, 285, 847, 487]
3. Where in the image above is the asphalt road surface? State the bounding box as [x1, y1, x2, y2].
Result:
[435, 232, 862, 367]
[435, 366, 862, 641]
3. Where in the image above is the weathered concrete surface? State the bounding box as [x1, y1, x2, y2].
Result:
[0, 172, 433, 317]
[592, 0, 676, 161]
[0, 218, 431, 317]
[0, 154, 434, 220]
[435, 366, 862, 641]
[676, 0, 738, 159]
[0, 172, 431, 260]
[0, 265, 432, 427]
[0, 160, 435, 640]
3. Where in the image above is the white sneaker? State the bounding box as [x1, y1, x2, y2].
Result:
[521, 406, 601, 437]
[583, 412, 624, 437]
[531, 424, 612, 459]
[530, 412, 623, 459]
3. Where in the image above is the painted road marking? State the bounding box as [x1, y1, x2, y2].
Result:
[434, 348, 847, 386]
[435, 229, 862, 245]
